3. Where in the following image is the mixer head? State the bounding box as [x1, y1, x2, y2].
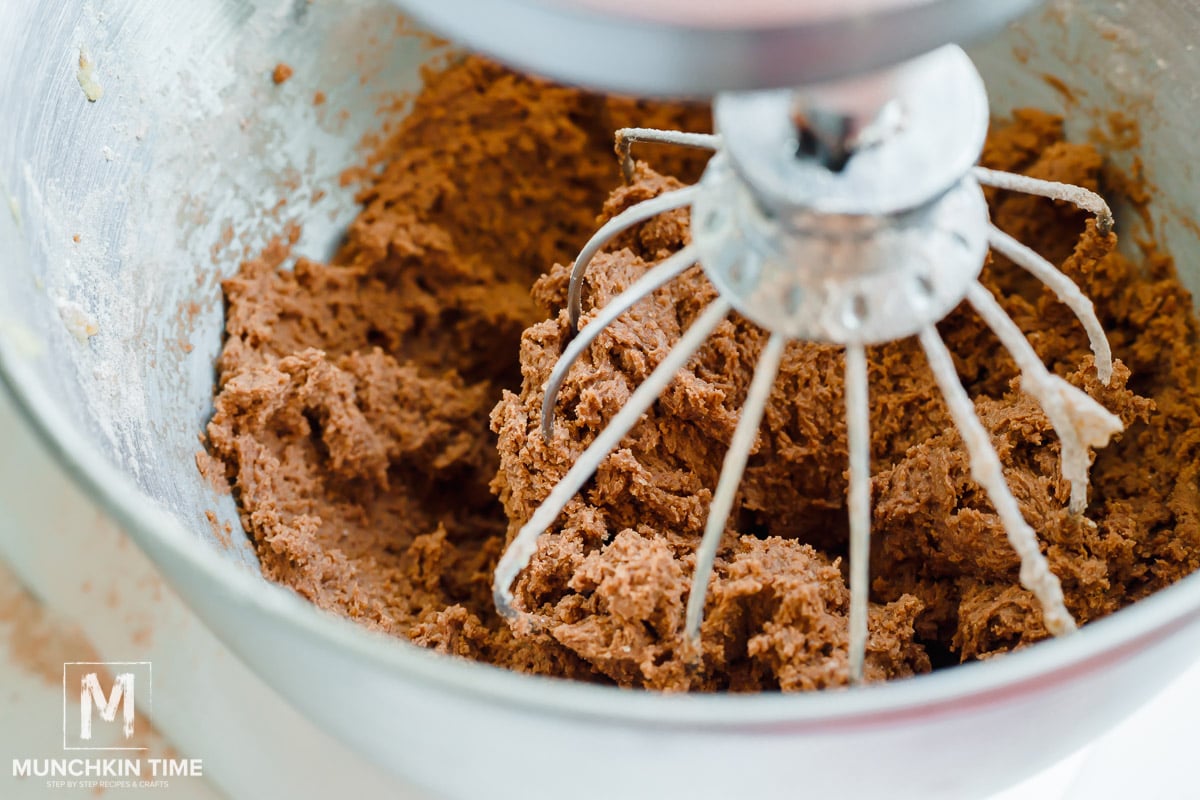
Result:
[392, 0, 1126, 684]
[393, 0, 1044, 95]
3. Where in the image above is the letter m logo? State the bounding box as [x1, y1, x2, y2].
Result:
[63, 662, 152, 750]
[81, 672, 134, 739]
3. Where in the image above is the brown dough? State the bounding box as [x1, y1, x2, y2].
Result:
[206, 60, 1200, 691]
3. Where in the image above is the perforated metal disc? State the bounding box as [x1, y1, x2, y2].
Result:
[692, 154, 990, 346]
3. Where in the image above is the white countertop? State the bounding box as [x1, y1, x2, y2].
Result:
[0, 384, 1196, 800]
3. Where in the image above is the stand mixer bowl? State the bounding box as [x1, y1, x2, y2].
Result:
[2, 1, 1200, 798]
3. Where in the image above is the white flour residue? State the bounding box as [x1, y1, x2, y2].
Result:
[77, 48, 104, 102]
[55, 298, 99, 343]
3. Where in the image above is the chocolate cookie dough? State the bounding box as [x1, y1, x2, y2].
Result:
[205, 59, 1200, 691]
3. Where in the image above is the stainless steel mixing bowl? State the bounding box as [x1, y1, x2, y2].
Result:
[2, 1, 1200, 798]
